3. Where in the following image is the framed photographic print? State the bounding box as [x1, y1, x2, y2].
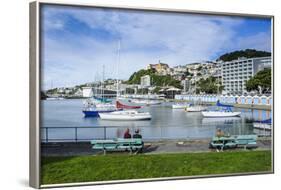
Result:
[29, 1, 274, 188]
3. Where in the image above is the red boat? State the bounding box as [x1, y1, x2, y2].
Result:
[116, 100, 142, 109]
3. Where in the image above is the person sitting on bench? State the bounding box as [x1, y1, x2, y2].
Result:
[123, 128, 131, 139]
[133, 129, 142, 139]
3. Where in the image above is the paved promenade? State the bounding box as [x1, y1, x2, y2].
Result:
[41, 138, 271, 157]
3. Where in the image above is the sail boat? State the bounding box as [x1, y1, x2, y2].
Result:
[184, 80, 207, 112]
[99, 40, 152, 121]
[201, 100, 241, 117]
[82, 65, 118, 117]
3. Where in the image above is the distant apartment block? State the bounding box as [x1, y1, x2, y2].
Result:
[221, 56, 271, 94]
[140, 75, 151, 87]
[181, 79, 191, 93]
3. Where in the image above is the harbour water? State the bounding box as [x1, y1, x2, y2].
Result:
[41, 99, 272, 142]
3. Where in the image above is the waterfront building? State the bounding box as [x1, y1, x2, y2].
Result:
[221, 56, 271, 94]
[140, 75, 151, 87]
[181, 79, 191, 93]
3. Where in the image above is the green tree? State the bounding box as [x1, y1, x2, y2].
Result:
[245, 68, 271, 93]
[127, 69, 182, 89]
[197, 77, 222, 94]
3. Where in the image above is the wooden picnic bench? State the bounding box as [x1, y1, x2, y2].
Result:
[90, 138, 144, 154]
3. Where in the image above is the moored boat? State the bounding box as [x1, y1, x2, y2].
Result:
[253, 118, 271, 131]
[131, 99, 161, 105]
[46, 97, 65, 100]
[185, 105, 207, 112]
[116, 100, 142, 109]
[172, 103, 190, 109]
[82, 100, 118, 117]
[201, 110, 241, 117]
[202, 100, 241, 117]
[99, 110, 152, 121]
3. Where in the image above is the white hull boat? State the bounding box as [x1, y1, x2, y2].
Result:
[46, 97, 65, 100]
[253, 123, 271, 131]
[201, 111, 241, 117]
[99, 110, 152, 121]
[172, 104, 190, 109]
[131, 99, 161, 105]
[185, 105, 207, 112]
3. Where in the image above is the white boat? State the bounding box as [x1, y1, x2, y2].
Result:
[253, 119, 271, 131]
[185, 105, 207, 112]
[201, 111, 241, 117]
[148, 100, 162, 105]
[172, 103, 190, 109]
[46, 97, 65, 100]
[253, 123, 271, 131]
[131, 99, 161, 105]
[99, 110, 152, 121]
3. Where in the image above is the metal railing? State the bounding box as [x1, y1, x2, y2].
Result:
[40, 123, 268, 143]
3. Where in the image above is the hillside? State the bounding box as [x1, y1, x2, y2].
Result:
[217, 49, 271, 62]
[127, 69, 182, 89]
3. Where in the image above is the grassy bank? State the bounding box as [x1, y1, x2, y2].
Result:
[41, 150, 271, 185]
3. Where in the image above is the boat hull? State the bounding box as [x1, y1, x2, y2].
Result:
[172, 105, 189, 109]
[83, 110, 116, 117]
[185, 106, 207, 112]
[253, 123, 271, 131]
[99, 113, 151, 121]
[201, 111, 241, 117]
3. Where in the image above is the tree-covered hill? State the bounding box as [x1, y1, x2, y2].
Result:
[217, 49, 271, 62]
[127, 69, 182, 89]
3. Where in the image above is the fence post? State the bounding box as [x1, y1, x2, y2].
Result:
[46, 128, 48, 143]
[104, 127, 106, 140]
[75, 127, 78, 142]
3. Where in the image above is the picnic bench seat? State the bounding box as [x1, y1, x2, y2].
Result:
[209, 135, 258, 150]
[235, 135, 258, 148]
[90, 138, 143, 154]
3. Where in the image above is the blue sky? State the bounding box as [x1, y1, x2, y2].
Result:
[41, 5, 272, 90]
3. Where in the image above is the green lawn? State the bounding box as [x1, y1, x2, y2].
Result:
[41, 150, 272, 185]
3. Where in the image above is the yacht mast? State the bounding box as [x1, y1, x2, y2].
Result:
[102, 64, 105, 99]
[116, 40, 121, 98]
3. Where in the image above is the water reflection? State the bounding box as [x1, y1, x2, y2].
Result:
[41, 99, 272, 141]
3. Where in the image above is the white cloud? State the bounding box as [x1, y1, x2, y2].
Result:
[41, 5, 271, 90]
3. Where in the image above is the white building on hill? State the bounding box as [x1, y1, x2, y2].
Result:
[221, 56, 271, 94]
